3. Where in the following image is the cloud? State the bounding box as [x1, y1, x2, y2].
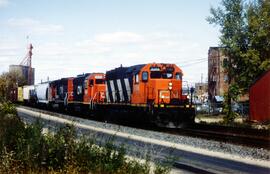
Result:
[94, 32, 144, 44]
[75, 40, 112, 54]
[37, 42, 72, 56]
[0, 0, 8, 7]
[7, 18, 64, 34]
[0, 31, 209, 84]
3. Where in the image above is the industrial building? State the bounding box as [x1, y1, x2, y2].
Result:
[9, 65, 35, 85]
[9, 43, 34, 85]
[208, 47, 228, 102]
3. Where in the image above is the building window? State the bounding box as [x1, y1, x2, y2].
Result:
[223, 58, 228, 68]
[224, 75, 228, 82]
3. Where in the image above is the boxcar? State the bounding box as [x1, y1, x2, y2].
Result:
[17, 87, 23, 102]
[23, 85, 35, 103]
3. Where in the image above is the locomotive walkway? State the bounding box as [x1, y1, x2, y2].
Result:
[17, 106, 270, 174]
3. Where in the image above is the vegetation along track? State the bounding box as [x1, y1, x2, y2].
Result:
[18, 105, 270, 150]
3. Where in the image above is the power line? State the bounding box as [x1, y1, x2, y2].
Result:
[175, 58, 207, 64]
[178, 59, 208, 67]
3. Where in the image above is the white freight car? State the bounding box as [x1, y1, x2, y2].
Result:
[23, 85, 35, 102]
[35, 82, 49, 104]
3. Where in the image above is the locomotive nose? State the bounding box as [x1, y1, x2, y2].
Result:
[159, 90, 170, 104]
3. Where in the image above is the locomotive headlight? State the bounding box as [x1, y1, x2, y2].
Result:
[168, 82, 172, 90]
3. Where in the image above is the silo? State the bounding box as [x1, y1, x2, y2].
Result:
[9, 65, 35, 85]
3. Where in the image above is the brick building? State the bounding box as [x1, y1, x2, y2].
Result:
[208, 47, 229, 102]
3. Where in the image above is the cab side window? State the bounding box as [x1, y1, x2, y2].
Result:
[142, 71, 148, 82]
[135, 74, 139, 84]
[175, 73, 182, 80]
[89, 80, 94, 86]
[77, 86, 82, 95]
[84, 80, 88, 89]
[60, 86, 64, 94]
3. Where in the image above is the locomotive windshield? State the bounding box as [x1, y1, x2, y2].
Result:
[150, 69, 174, 79]
[95, 79, 105, 84]
[150, 71, 174, 79]
[162, 72, 173, 79]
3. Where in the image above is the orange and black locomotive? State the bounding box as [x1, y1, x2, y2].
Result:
[95, 63, 195, 127]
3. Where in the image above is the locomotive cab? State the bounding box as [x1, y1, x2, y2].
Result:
[131, 63, 187, 106]
[131, 63, 194, 127]
[102, 63, 195, 127]
[83, 73, 106, 104]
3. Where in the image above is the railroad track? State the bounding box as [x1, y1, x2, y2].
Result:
[17, 105, 270, 150]
[166, 125, 270, 150]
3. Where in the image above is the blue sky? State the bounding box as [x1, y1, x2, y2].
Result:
[0, 0, 221, 84]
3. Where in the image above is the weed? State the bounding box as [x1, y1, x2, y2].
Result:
[0, 102, 173, 174]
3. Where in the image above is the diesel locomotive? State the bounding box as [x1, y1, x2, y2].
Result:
[12, 63, 195, 127]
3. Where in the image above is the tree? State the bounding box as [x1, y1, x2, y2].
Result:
[243, 0, 270, 89]
[207, 0, 270, 122]
[0, 71, 27, 101]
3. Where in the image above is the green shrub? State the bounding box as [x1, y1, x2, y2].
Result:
[0, 101, 17, 116]
[0, 101, 172, 174]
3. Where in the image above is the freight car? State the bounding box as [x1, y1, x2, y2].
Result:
[35, 82, 49, 105]
[18, 87, 23, 102]
[94, 63, 195, 127]
[23, 85, 35, 104]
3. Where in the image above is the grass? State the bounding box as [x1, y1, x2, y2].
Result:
[0, 101, 172, 174]
[195, 113, 270, 130]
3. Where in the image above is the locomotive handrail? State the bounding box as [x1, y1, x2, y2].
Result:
[89, 92, 99, 110]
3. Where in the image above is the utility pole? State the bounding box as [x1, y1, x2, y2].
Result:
[227, 51, 232, 117]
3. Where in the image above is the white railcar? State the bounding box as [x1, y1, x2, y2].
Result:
[35, 82, 49, 104]
[23, 85, 35, 102]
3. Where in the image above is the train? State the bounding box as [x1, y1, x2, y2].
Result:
[10, 63, 195, 127]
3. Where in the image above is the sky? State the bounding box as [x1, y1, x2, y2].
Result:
[0, 0, 221, 85]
